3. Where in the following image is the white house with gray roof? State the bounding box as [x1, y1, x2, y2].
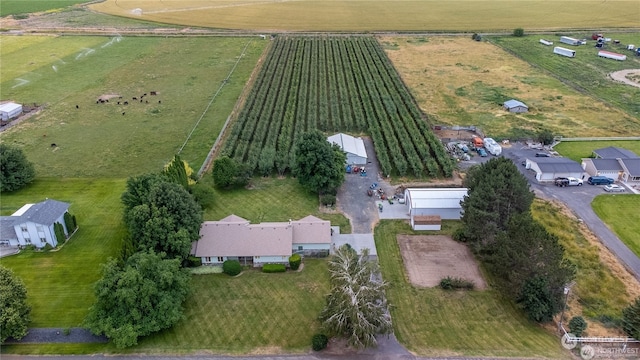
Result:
[193, 215, 331, 267]
[0, 199, 71, 248]
[582, 147, 640, 184]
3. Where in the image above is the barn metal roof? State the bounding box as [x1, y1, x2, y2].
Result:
[530, 157, 584, 173]
[405, 188, 468, 209]
[593, 146, 639, 159]
[327, 133, 367, 159]
[621, 159, 640, 176]
[0, 102, 22, 113]
[503, 99, 528, 109]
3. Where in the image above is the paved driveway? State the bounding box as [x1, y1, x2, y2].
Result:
[502, 143, 640, 281]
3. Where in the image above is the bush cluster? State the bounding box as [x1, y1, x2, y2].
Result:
[185, 256, 202, 268]
[439, 276, 475, 290]
[569, 316, 587, 337]
[222, 260, 242, 276]
[320, 194, 336, 206]
[311, 333, 329, 351]
[289, 254, 302, 270]
[262, 264, 286, 273]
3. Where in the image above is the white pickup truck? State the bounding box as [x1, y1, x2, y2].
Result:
[554, 177, 583, 187]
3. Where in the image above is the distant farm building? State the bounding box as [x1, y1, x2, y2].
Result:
[598, 51, 626, 61]
[553, 47, 576, 58]
[404, 188, 468, 225]
[524, 157, 584, 182]
[560, 36, 582, 46]
[0, 102, 23, 121]
[327, 133, 367, 165]
[539, 39, 553, 46]
[503, 99, 528, 113]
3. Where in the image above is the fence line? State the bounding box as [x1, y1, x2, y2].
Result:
[560, 324, 639, 344]
[556, 136, 640, 142]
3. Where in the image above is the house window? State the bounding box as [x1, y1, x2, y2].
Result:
[204, 257, 211, 262]
[298, 245, 303, 251]
[25, 238, 31, 244]
[40, 237, 46, 243]
[21, 226, 28, 232]
[217, 257, 224, 262]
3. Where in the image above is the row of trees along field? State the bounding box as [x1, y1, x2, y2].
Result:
[222, 36, 454, 178]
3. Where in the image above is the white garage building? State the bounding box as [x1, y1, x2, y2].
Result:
[327, 133, 367, 165]
[525, 157, 584, 182]
[0, 102, 23, 121]
[404, 188, 468, 221]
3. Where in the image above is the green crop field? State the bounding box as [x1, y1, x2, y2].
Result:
[592, 195, 640, 258]
[491, 34, 640, 125]
[0, 35, 266, 178]
[0, 0, 88, 17]
[223, 36, 453, 178]
[91, 0, 640, 32]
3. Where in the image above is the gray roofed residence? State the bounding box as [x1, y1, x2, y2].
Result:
[193, 215, 331, 267]
[503, 99, 528, 113]
[0, 199, 72, 248]
[327, 133, 368, 165]
[620, 159, 640, 178]
[593, 146, 639, 159]
[590, 158, 624, 171]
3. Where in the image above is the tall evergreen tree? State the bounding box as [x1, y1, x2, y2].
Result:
[163, 155, 190, 189]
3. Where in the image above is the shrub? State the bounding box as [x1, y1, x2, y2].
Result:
[320, 194, 336, 206]
[185, 256, 202, 268]
[537, 129, 555, 145]
[262, 264, 286, 273]
[289, 253, 302, 270]
[439, 276, 475, 290]
[63, 328, 71, 336]
[622, 297, 640, 339]
[222, 260, 242, 276]
[311, 333, 329, 351]
[43, 244, 53, 251]
[513, 28, 525, 37]
[569, 316, 587, 337]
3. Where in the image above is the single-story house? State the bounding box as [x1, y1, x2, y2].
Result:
[192, 215, 331, 267]
[0, 102, 23, 121]
[592, 146, 639, 159]
[503, 99, 528, 113]
[404, 188, 468, 226]
[327, 133, 367, 165]
[583, 147, 640, 184]
[0, 199, 71, 248]
[525, 157, 585, 182]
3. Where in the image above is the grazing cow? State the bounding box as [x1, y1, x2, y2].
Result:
[150, 91, 157, 95]
[146, 100, 149, 104]
[133, 97, 137, 100]
[124, 101, 129, 105]
[106, 99, 109, 103]
[143, 93, 147, 96]
[75, 105, 79, 109]
[158, 100, 161, 104]
[96, 100, 99, 104]
[122, 112, 125, 116]
[140, 99, 143, 103]
[117, 101, 120, 105]
[51, 143, 57, 147]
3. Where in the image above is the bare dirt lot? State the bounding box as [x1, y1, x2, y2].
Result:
[397, 234, 487, 289]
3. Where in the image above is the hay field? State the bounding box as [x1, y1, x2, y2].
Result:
[90, 0, 640, 31]
[381, 36, 640, 139]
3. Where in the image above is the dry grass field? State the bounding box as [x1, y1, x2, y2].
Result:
[381, 36, 640, 139]
[90, 0, 640, 31]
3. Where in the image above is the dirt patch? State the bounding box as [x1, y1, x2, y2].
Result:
[97, 94, 121, 101]
[397, 235, 487, 289]
[609, 69, 640, 88]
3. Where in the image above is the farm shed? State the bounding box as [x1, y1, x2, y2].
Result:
[503, 99, 528, 113]
[525, 157, 584, 182]
[593, 146, 639, 159]
[0, 102, 23, 121]
[193, 215, 331, 267]
[539, 39, 553, 46]
[404, 188, 468, 221]
[0, 199, 71, 248]
[327, 133, 368, 165]
[598, 50, 626, 61]
[553, 47, 576, 58]
[560, 36, 582, 46]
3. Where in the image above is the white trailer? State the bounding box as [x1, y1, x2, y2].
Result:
[0, 102, 23, 121]
[539, 39, 553, 46]
[598, 50, 626, 61]
[553, 47, 576, 58]
[483, 137, 502, 156]
[560, 36, 580, 46]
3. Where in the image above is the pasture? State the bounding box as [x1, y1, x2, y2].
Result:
[554, 140, 640, 162]
[90, 0, 640, 31]
[592, 195, 640, 258]
[223, 36, 453, 178]
[381, 35, 640, 139]
[0, 35, 266, 178]
[0, 0, 87, 17]
[492, 34, 640, 121]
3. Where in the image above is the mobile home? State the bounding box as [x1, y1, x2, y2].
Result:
[539, 39, 553, 46]
[553, 47, 576, 58]
[0, 102, 22, 121]
[598, 50, 626, 61]
[560, 36, 581, 46]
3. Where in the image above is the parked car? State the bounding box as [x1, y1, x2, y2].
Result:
[535, 152, 550, 157]
[587, 176, 614, 185]
[603, 184, 625, 192]
[553, 176, 583, 187]
[477, 148, 488, 157]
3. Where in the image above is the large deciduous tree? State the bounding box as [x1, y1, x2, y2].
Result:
[0, 144, 36, 193]
[459, 157, 534, 247]
[212, 156, 248, 189]
[320, 246, 392, 348]
[293, 130, 346, 195]
[84, 252, 190, 348]
[0, 266, 31, 343]
[121, 173, 166, 212]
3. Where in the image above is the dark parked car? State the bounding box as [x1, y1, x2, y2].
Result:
[587, 176, 614, 185]
[535, 152, 550, 157]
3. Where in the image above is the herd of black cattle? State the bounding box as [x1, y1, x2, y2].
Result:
[77, 91, 161, 116]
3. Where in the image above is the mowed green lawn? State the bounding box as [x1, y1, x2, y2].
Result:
[1, 35, 266, 178]
[554, 141, 640, 162]
[374, 220, 566, 358]
[0, 0, 87, 16]
[91, 0, 640, 31]
[131, 259, 329, 354]
[492, 34, 640, 125]
[0, 178, 126, 327]
[593, 195, 640, 258]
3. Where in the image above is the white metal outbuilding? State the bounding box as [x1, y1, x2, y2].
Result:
[0, 102, 23, 121]
[404, 188, 468, 220]
[327, 133, 367, 165]
[553, 47, 576, 58]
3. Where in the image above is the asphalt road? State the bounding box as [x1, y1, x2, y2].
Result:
[502, 143, 640, 281]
